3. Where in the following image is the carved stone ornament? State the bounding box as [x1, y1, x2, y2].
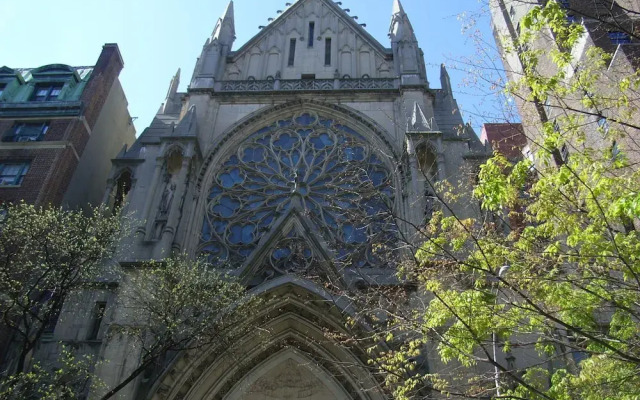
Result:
[199, 112, 397, 270]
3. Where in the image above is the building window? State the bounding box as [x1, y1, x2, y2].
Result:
[608, 31, 631, 45]
[288, 38, 297, 66]
[560, 144, 570, 162]
[308, 22, 315, 47]
[325, 38, 332, 65]
[87, 302, 107, 340]
[611, 140, 621, 161]
[199, 113, 395, 269]
[0, 163, 29, 186]
[0, 83, 5, 98]
[40, 290, 61, 337]
[597, 117, 610, 134]
[31, 83, 63, 101]
[544, 98, 552, 116]
[4, 122, 49, 142]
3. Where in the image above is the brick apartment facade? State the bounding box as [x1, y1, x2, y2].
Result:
[0, 44, 135, 208]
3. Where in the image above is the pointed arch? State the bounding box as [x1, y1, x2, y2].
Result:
[112, 168, 133, 211]
[161, 145, 186, 175]
[196, 99, 400, 192]
[162, 143, 185, 159]
[415, 141, 438, 183]
[147, 278, 387, 400]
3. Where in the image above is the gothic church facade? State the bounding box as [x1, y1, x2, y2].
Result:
[62, 1, 489, 398]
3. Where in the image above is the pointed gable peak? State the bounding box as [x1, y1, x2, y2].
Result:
[392, 0, 405, 16]
[409, 102, 431, 131]
[173, 105, 198, 137]
[233, 0, 390, 60]
[211, 0, 235, 46]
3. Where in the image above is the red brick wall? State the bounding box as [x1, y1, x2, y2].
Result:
[0, 146, 80, 206]
[81, 44, 124, 130]
[0, 148, 64, 204]
[0, 44, 124, 207]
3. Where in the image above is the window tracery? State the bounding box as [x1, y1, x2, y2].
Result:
[199, 112, 395, 272]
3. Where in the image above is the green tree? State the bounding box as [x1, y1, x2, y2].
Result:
[97, 257, 255, 400]
[0, 203, 122, 374]
[0, 348, 100, 400]
[0, 204, 255, 400]
[372, 1, 640, 399]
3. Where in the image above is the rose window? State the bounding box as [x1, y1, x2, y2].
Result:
[199, 113, 395, 272]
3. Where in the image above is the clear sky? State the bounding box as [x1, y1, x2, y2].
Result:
[0, 0, 506, 135]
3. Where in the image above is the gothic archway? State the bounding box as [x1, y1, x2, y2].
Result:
[147, 277, 388, 400]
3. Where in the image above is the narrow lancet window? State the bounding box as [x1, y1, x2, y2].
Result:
[325, 38, 332, 65]
[87, 302, 106, 340]
[288, 38, 296, 66]
[308, 22, 315, 47]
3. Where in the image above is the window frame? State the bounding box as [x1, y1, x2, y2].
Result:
[560, 144, 570, 162]
[87, 301, 107, 340]
[288, 38, 297, 67]
[0, 162, 30, 186]
[31, 82, 64, 102]
[325, 38, 332, 66]
[608, 31, 631, 45]
[308, 22, 315, 47]
[597, 117, 610, 134]
[5, 121, 49, 142]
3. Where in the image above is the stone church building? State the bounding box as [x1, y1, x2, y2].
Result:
[52, 0, 490, 398]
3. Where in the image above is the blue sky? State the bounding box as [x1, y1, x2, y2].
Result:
[0, 0, 508, 134]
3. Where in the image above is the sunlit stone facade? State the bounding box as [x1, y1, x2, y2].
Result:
[50, 1, 490, 398]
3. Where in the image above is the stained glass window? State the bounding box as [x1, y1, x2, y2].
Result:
[200, 113, 395, 274]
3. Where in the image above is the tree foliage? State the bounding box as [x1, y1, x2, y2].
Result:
[0, 348, 100, 400]
[98, 257, 256, 400]
[0, 202, 122, 374]
[0, 204, 255, 400]
[374, 1, 640, 399]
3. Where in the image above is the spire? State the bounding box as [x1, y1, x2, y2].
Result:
[392, 0, 405, 17]
[211, 1, 235, 47]
[162, 68, 182, 114]
[191, 1, 235, 89]
[389, 0, 425, 84]
[440, 64, 452, 95]
[390, 0, 416, 43]
[165, 68, 180, 101]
